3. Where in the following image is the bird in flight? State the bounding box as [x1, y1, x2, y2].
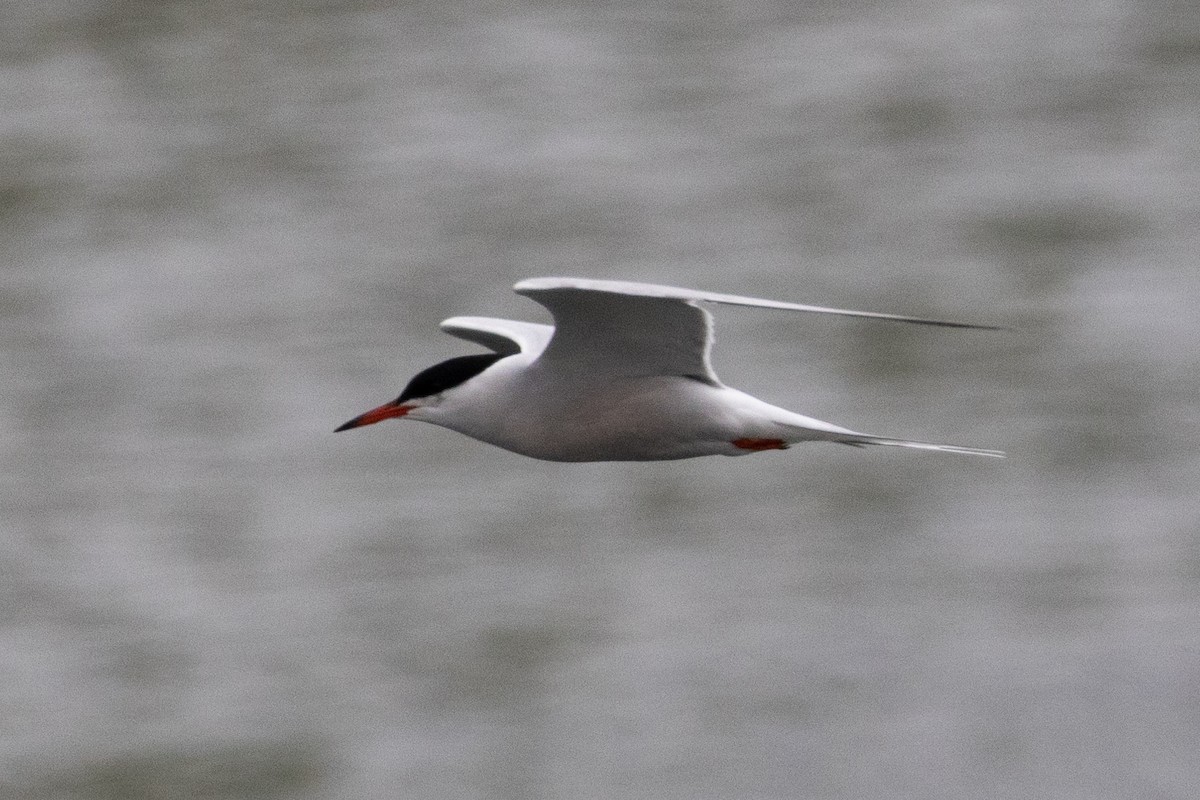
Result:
[335, 277, 1004, 461]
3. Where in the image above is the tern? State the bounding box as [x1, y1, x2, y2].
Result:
[335, 277, 1005, 461]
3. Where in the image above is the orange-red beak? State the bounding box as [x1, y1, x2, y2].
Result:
[334, 401, 413, 432]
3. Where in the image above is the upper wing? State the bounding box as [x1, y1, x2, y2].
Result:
[439, 316, 554, 356]
[516, 277, 1003, 329]
[514, 277, 1002, 382]
[514, 278, 721, 382]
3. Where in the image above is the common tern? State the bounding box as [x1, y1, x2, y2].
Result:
[335, 278, 1005, 461]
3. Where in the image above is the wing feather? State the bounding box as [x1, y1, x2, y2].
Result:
[516, 277, 1003, 330]
[439, 316, 553, 356]
[514, 281, 719, 382]
[513, 277, 1001, 383]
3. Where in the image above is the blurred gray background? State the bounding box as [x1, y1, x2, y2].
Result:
[3, 0, 1198, 798]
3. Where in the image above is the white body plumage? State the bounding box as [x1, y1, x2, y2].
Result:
[336, 278, 1004, 462]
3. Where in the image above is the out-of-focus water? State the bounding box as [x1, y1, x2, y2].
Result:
[3, 1, 1198, 797]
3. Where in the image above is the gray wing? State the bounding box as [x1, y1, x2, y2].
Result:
[514, 280, 721, 382]
[514, 276, 1002, 383]
[439, 316, 554, 356]
[516, 277, 1003, 329]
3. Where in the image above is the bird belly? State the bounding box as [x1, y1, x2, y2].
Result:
[443, 374, 786, 461]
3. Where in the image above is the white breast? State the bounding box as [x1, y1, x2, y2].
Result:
[423, 356, 834, 461]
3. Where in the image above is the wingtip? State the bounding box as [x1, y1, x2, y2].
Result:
[952, 447, 1007, 458]
[910, 319, 1010, 332]
[513, 276, 594, 295]
[512, 276, 560, 293]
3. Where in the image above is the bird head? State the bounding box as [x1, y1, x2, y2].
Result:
[335, 352, 503, 432]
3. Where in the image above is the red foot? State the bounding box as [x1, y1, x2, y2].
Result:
[732, 438, 789, 451]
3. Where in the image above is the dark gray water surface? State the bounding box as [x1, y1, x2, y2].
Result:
[3, 1, 1198, 798]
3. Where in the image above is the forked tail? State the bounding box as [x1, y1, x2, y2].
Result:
[838, 434, 1005, 458]
[770, 411, 1005, 458]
